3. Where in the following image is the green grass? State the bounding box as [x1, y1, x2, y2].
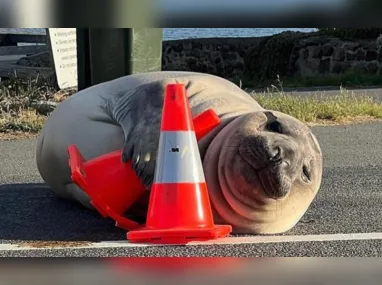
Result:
[280, 73, 382, 88]
[251, 87, 382, 124]
[0, 110, 47, 133]
[241, 71, 382, 89]
[1, 76, 382, 135]
[0, 77, 75, 134]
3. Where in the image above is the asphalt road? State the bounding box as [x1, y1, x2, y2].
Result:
[0, 121, 381, 257]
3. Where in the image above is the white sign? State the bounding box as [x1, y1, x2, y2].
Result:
[48, 28, 78, 89]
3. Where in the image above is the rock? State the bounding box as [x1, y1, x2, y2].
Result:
[302, 49, 309, 59]
[366, 50, 377, 61]
[235, 61, 244, 69]
[360, 41, 377, 50]
[296, 58, 320, 77]
[346, 52, 357, 61]
[174, 43, 183, 53]
[229, 45, 237, 52]
[366, 61, 379, 73]
[238, 48, 247, 58]
[333, 48, 345, 61]
[186, 57, 197, 65]
[343, 42, 360, 51]
[225, 65, 234, 74]
[311, 47, 322, 58]
[192, 42, 203, 50]
[162, 31, 382, 82]
[321, 45, 335, 57]
[222, 53, 237, 60]
[164, 45, 173, 54]
[190, 48, 201, 57]
[332, 62, 351, 74]
[222, 45, 231, 53]
[351, 62, 368, 73]
[30, 100, 58, 115]
[318, 58, 331, 74]
[356, 49, 366, 60]
[299, 36, 332, 47]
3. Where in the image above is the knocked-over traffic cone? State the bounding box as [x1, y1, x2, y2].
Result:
[126, 83, 232, 244]
[68, 146, 143, 230]
[67, 107, 221, 231]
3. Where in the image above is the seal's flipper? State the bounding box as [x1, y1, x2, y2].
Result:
[109, 81, 169, 190]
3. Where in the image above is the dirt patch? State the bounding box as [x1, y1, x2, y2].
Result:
[16, 241, 92, 248]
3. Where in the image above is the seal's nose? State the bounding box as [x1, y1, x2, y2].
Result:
[269, 146, 282, 162]
[268, 144, 292, 168]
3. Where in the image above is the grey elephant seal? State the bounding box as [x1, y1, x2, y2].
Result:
[36, 71, 323, 234]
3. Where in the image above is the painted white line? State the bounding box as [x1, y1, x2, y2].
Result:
[0, 240, 153, 251]
[189, 232, 382, 245]
[1, 232, 382, 251]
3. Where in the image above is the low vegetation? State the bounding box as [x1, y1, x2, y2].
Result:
[249, 77, 382, 125]
[240, 71, 382, 89]
[0, 77, 76, 136]
[0, 76, 382, 138]
[252, 88, 382, 125]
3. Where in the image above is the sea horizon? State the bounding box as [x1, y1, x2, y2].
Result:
[0, 28, 317, 40]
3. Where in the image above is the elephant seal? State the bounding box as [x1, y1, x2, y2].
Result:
[36, 71, 323, 234]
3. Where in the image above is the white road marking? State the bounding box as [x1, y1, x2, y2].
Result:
[1, 232, 382, 251]
[0, 240, 153, 251]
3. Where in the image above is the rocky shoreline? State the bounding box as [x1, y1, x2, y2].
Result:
[3, 29, 382, 88]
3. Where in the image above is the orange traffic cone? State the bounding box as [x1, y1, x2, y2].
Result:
[126, 83, 232, 244]
[67, 107, 221, 231]
[68, 146, 143, 230]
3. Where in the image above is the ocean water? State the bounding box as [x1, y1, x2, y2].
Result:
[0, 28, 317, 40]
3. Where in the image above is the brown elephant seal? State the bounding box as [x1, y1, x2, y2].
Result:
[35, 71, 323, 234]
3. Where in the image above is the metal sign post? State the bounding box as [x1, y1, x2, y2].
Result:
[76, 28, 163, 91]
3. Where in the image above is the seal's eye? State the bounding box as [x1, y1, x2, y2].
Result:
[267, 121, 283, 133]
[302, 165, 311, 182]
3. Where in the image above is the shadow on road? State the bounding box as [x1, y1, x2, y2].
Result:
[0, 183, 127, 242]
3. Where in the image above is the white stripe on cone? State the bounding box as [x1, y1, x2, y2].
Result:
[154, 131, 205, 184]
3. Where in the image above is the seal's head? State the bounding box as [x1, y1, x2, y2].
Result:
[203, 110, 323, 234]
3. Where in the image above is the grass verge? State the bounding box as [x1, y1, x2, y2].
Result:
[250, 86, 382, 125]
[1, 77, 382, 139]
[0, 110, 46, 132]
[0, 76, 75, 138]
[241, 71, 382, 89]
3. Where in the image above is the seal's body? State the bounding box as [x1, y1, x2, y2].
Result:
[36, 71, 323, 234]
